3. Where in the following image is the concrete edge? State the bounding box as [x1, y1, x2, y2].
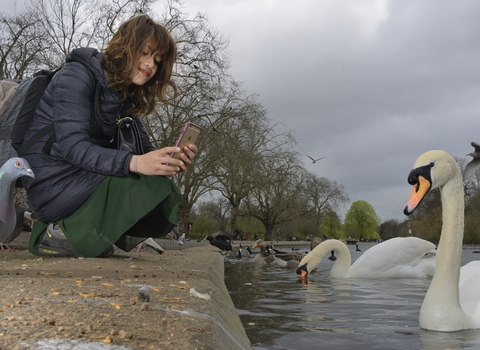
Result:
[201, 250, 252, 349]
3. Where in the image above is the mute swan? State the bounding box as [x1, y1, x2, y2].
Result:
[296, 237, 436, 279]
[404, 150, 480, 331]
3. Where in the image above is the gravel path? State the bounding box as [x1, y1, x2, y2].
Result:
[0, 233, 251, 350]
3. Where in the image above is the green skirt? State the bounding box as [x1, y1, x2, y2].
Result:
[29, 174, 180, 257]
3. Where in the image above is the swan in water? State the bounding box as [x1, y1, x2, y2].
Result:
[404, 150, 480, 332]
[296, 237, 436, 279]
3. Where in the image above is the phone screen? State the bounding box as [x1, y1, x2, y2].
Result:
[170, 122, 202, 160]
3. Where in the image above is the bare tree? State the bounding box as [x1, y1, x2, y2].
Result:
[0, 0, 155, 77]
[141, 0, 234, 233]
[300, 171, 349, 234]
[244, 140, 304, 240]
[0, 10, 49, 78]
[196, 198, 230, 231]
[207, 94, 298, 233]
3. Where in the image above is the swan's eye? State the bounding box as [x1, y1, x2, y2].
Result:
[429, 162, 434, 168]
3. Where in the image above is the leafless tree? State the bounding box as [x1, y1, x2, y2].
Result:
[0, 0, 154, 77]
[0, 10, 49, 78]
[244, 138, 304, 240]
[196, 198, 230, 232]
[300, 171, 349, 232]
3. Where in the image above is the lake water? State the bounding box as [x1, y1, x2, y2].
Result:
[224, 242, 480, 350]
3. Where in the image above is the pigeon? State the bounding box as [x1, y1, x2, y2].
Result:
[0, 158, 35, 251]
[464, 141, 480, 181]
[135, 237, 164, 254]
[4, 203, 34, 250]
[177, 233, 186, 246]
[306, 155, 325, 164]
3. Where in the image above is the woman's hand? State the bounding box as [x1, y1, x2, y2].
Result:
[178, 144, 198, 173]
[129, 144, 198, 176]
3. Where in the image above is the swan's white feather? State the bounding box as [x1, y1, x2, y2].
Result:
[459, 261, 480, 321]
[349, 237, 436, 278]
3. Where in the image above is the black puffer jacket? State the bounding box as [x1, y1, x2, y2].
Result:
[23, 48, 155, 222]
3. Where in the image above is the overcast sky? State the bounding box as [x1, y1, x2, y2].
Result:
[3, 0, 480, 222]
[171, 0, 480, 222]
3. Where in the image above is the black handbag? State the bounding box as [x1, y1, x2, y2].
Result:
[91, 83, 144, 155]
[113, 117, 145, 155]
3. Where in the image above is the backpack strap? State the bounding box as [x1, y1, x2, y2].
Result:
[18, 64, 98, 156]
[17, 124, 55, 156]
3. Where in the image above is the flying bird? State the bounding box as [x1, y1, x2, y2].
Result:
[463, 141, 480, 181]
[0, 158, 35, 251]
[306, 155, 324, 164]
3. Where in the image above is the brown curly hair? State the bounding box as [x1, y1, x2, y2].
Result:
[102, 15, 177, 116]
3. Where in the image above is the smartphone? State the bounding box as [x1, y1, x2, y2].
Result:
[169, 122, 202, 160]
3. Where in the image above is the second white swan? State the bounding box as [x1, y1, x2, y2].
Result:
[296, 236, 436, 279]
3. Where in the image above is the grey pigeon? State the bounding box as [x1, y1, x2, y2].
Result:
[4, 203, 34, 250]
[177, 233, 186, 246]
[464, 142, 480, 181]
[0, 158, 34, 251]
[135, 237, 164, 254]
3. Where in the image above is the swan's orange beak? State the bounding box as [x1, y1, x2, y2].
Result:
[296, 264, 308, 278]
[404, 175, 431, 215]
[252, 243, 258, 249]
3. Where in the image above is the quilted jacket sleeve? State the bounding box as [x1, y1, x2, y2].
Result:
[51, 63, 133, 176]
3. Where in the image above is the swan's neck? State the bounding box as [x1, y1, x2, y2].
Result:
[307, 240, 352, 278]
[420, 176, 471, 330]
